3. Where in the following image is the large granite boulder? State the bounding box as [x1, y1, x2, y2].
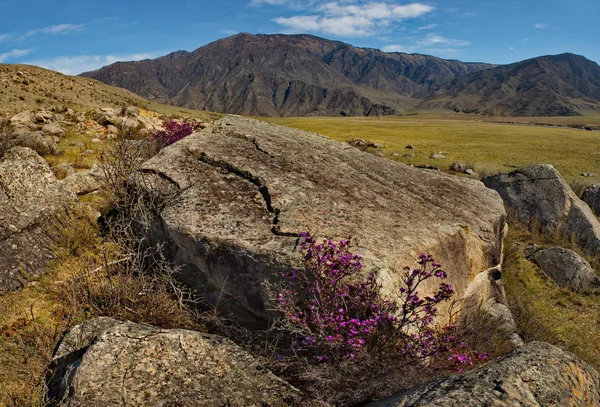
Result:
[483, 165, 600, 256]
[48, 318, 301, 407]
[582, 184, 600, 217]
[0, 147, 76, 294]
[367, 341, 600, 407]
[138, 115, 506, 327]
[524, 245, 600, 293]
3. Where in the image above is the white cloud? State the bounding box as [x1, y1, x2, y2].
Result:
[418, 34, 469, 47]
[25, 53, 155, 75]
[509, 46, 516, 51]
[23, 23, 86, 39]
[534, 23, 547, 29]
[273, 2, 434, 37]
[0, 34, 9, 43]
[381, 33, 469, 55]
[418, 23, 437, 30]
[382, 44, 413, 53]
[0, 48, 32, 63]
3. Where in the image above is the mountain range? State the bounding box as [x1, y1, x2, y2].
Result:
[81, 33, 600, 117]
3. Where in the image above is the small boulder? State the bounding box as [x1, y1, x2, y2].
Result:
[483, 164, 600, 256]
[582, 184, 600, 217]
[42, 122, 66, 137]
[52, 163, 76, 180]
[9, 111, 34, 127]
[367, 342, 600, 407]
[465, 168, 477, 176]
[450, 162, 473, 173]
[14, 130, 62, 156]
[429, 154, 447, 160]
[48, 319, 301, 407]
[348, 138, 382, 151]
[524, 245, 600, 293]
[405, 144, 414, 149]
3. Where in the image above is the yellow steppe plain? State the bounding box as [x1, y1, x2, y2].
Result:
[260, 115, 600, 183]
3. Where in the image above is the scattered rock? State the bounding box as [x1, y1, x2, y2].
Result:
[48, 318, 301, 407]
[106, 124, 118, 134]
[14, 130, 62, 156]
[450, 162, 472, 173]
[391, 152, 399, 157]
[416, 164, 439, 171]
[403, 153, 416, 158]
[581, 184, 600, 216]
[83, 149, 94, 155]
[405, 144, 414, 149]
[429, 154, 447, 159]
[41, 122, 65, 137]
[483, 164, 600, 256]
[465, 168, 477, 176]
[91, 138, 101, 143]
[367, 342, 600, 407]
[0, 147, 76, 294]
[52, 163, 76, 180]
[60, 166, 103, 196]
[348, 138, 382, 150]
[524, 245, 600, 293]
[9, 110, 34, 127]
[35, 110, 53, 124]
[581, 172, 598, 177]
[138, 115, 506, 327]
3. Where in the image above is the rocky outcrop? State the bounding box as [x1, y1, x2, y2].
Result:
[139, 115, 506, 327]
[582, 184, 600, 217]
[483, 165, 600, 256]
[524, 245, 600, 293]
[0, 147, 76, 294]
[47, 318, 301, 407]
[367, 341, 600, 407]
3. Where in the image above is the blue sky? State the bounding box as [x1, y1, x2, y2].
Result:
[0, 0, 598, 75]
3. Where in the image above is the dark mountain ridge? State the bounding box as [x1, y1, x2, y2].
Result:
[80, 33, 492, 116]
[81, 34, 600, 117]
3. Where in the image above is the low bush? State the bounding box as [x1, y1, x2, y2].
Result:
[151, 119, 197, 147]
[264, 232, 488, 405]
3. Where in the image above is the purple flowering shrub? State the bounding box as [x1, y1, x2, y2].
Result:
[151, 119, 196, 146]
[271, 231, 487, 371]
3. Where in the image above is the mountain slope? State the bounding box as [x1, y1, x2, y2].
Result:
[419, 53, 600, 116]
[80, 33, 493, 117]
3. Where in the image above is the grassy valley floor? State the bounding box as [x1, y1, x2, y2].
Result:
[261, 114, 600, 185]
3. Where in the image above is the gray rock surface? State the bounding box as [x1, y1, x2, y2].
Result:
[582, 184, 600, 217]
[0, 147, 76, 293]
[60, 164, 105, 196]
[367, 341, 600, 407]
[139, 115, 506, 327]
[13, 130, 62, 156]
[483, 164, 600, 256]
[49, 318, 301, 407]
[524, 245, 600, 293]
[42, 122, 66, 137]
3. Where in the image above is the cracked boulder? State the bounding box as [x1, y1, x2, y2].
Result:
[366, 341, 600, 407]
[524, 245, 600, 293]
[139, 115, 506, 327]
[483, 165, 600, 256]
[47, 318, 301, 407]
[0, 147, 76, 294]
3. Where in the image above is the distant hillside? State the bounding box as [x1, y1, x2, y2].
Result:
[0, 64, 148, 115]
[0, 64, 222, 121]
[80, 33, 493, 117]
[419, 53, 600, 116]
